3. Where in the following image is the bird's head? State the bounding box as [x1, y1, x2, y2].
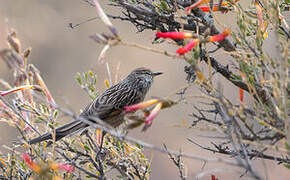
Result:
[126, 67, 163, 92]
[129, 67, 163, 82]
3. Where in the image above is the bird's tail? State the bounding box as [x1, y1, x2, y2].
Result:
[28, 120, 88, 145]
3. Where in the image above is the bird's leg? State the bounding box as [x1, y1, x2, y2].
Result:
[97, 131, 106, 157]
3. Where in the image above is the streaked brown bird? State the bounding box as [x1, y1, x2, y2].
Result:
[28, 68, 162, 144]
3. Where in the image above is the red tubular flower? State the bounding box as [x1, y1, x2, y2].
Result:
[156, 32, 193, 39]
[22, 153, 41, 173]
[199, 2, 229, 12]
[211, 175, 218, 180]
[124, 99, 159, 112]
[176, 39, 200, 55]
[51, 163, 75, 173]
[239, 88, 244, 102]
[0, 85, 34, 97]
[199, 6, 218, 12]
[185, 0, 210, 14]
[208, 29, 231, 42]
[144, 102, 162, 126]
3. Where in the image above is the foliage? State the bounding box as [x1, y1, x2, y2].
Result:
[0, 0, 289, 179]
[0, 32, 150, 179]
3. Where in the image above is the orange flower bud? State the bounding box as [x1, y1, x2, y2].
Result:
[208, 29, 231, 42]
[239, 88, 244, 102]
[0, 157, 7, 167]
[156, 32, 193, 39]
[176, 39, 200, 55]
[0, 85, 34, 96]
[196, 71, 207, 83]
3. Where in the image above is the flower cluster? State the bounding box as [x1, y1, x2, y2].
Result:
[125, 98, 176, 131]
[185, 0, 239, 13]
[22, 153, 75, 178]
[185, 0, 210, 14]
[125, 99, 162, 130]
[208, 28, 231, 42]
[0, 31, 57, 132]
[199, 3, 229, 13]
[177, 39, 200, 55]
[156, 29, 231, 55]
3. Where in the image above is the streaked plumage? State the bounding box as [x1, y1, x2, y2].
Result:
[28, 68, 162, 144]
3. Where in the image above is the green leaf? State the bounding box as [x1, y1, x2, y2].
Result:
[48, 123, 55, 129]
[88, 70, 94, 77]
[283, 163, 290, 169]
[84, 72, 88, 81]
[160, 0, 169, 11]
[230, 74, 242, 81]
[83, 144, 91, 151]
[285, 142, 290, 150]
[258, 120, 267, 126]
[135, 143, 143, 149]
[34, 116, 46, 123]
[53, 110, 59, 119]
[75, 72, 82, 85]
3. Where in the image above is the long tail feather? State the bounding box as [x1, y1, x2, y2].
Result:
[28, 120, 88, 145]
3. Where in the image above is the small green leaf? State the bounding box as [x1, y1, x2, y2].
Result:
[48, 123, 55, 129]
[53, 110, 59, 119]
[135, 143, 143, 149]
[75, 72, 82, 85]
[285, 142, 290, 150]
[88, 70, 94, 77]
[83, 144, 91, 151]
[160, 0, 169, 11]
[283, 163, 290, 169]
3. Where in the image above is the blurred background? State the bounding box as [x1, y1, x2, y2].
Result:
[0, 0, 288, 179]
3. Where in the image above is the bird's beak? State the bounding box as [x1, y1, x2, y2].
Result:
[152, 72, 163, 77]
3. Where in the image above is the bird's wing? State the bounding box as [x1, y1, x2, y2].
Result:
[80, 83, 137, 119]
[80, 101, 122, 121]
[79, 81, 147, 127]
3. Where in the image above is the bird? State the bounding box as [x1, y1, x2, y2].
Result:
[28, 67, 163, 145]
